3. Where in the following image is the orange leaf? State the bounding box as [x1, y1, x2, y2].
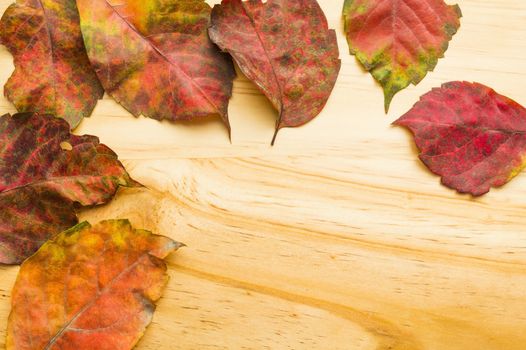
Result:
[7, 220, 182, 350]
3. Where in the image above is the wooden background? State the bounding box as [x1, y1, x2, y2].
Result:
[1, 0, 526, 349]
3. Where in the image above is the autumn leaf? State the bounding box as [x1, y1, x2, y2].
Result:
[0, 0, 104, 128]
[209, 0, 341, 144]
[7, 219, 181, 350]
[343, 0, 461, 112]
[76, 0, 235, 131]
[0, 112, 138, 264]
[394, 81, 526, 196]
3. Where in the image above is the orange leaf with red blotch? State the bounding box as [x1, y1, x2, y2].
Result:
[0, 0, 104, 128]
[343, 0, 461, 112]
[209, 0, 340, 144]
[0, 113, 138, 264]
[7, 219, 182, 350]
[394, 81, 526, 196]
[76, 0, 235, 132]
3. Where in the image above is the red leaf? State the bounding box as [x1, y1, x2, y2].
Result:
[76, 0, 235, 131]
[394, 81, 526, 196]
[209, 0, 341, 144]
[343, 0, 461, 112]
[0, 112, 139, 264]
[7, 220, 181, 350]
[0, 0, 104, 128]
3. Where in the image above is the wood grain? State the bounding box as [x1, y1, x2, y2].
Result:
[1, 0, 526, 349]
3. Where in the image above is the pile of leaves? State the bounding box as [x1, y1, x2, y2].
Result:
[0, 0, 525, 348]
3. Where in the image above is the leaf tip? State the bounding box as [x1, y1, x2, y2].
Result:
[225, 118, 232, 144]
[383, 86, 400, 114]
[384, 95, 393, 114]
[174, 241, 186, 250]
[271, 127, 280, 146]
[452, 4, 463, 18]
[129, 178, 145, 188]
[391, 117, 402, 126]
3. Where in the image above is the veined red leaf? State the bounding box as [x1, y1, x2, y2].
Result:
[394, 81, 526, 196]
[343, 0, 461, 112]
[209, 0, 341, 144]
[7, 219, 181, 350]
[0, 0, 104, 128]
[0, 112, 138, 264]
[76, 0, 235, 131]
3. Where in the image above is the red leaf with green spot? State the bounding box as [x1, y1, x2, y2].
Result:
[343, 0, 461, 112]
[0, 0, 104, 128]
[0, 112, 139, 264]
[76, 0, 235, 132]
[209, 0, 341, 144]
[7, 219, 181, 350]
[394, 81, 526, 196]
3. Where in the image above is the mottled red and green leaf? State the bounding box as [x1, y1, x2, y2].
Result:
[0, 0, 104, 128]
[7, 219, 181, 350]
[394, 81, 526, 196]
[343, 0, 461, 112]
[209, 0, 340, 144]
[0, 113, 138, 264]
[77, 0, 235, 130]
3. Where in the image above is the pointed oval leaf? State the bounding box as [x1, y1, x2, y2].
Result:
[394, 81, 526, 196]
[209, 0, 341, 144]
[7, 219, 181, 350]
[0, 0, 104, 128]
[343, 0, 462, 112]
[76, 0, 235, 130]
[0, 112, 138, 264]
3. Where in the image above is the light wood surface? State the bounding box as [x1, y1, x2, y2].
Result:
[1, 0, 526, 349]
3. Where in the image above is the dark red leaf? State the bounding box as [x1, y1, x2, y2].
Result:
[394, 81, 526, 196]
[209, 0, 341, 144]
[0, 112, 138, 264]
[76, 0, 235, 131]
[0, 0, 104, 128]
